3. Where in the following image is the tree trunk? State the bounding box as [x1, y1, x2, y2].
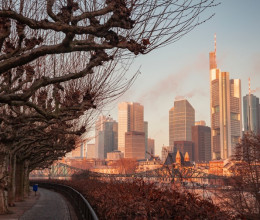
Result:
[0, 152, 8, 214]
[15, 160, 24, 201]
[23, 160, 30, 198]
[7, 154, 16, 206]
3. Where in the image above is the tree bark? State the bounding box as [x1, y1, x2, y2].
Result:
[23, 160, 30, 198]
[7, 154, 16, 206]
[15, 160, 24, 201]
[0, 152, 8, 214]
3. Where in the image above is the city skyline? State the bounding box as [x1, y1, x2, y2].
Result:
[99, 1, 260, 156]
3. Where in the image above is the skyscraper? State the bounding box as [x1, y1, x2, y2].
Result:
[125, 131, 145, 159]
[87, 144, 96, 159]
[169, 99, 195, 147]
[209, 35, 242, 160]
[95, 116, 118, 159]
[192, 125, 211, 162]
[118, 102, 144, 156]
[147, 138, 155, 158]
[144, 121, 148, 158]
[243, 89, 260, 134]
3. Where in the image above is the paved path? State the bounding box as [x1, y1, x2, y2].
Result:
[0, 189, 40, 220]
[20, 188, 71, 220]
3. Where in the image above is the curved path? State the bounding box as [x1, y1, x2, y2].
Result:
[20, 187, 72, 220]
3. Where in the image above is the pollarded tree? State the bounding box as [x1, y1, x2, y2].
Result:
[0, 0, 218, 107]
[0, 78, 102, 207]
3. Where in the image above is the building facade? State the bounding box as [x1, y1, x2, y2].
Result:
[209, 38, 242, 159]
[107, 151, 124, 160]
[161, 146, 173, 163]
[125, 131, 145, 159]
[118, 102, 144, 156]
[144, 121, 148, 158]
[174, 141, 194, 161]
[86, 144, 96, 159]
[147, 138, 155, 158]
[195, 120, 206, 126]
[169, 99, 195, 147]
[192, 125, 211, 162]
[243, 94, 260, 134]
[95, 116, 118, 159]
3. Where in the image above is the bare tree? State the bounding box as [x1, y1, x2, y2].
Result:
[213, 132, 260, 219]
[112, 158, 137, 174]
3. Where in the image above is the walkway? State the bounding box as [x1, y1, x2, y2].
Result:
[0, 187, 75, 220]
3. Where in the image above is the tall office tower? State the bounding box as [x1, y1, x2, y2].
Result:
[118, 102, 144, 156]
[243, 79, 260, 134]
[95, 116, 118, 159]
[125, 131, 145, 159]
[243, 94, 259, 133]
[144, 121, 148, 158]
[169, 99, 195, 147]
[147, 138, 155, 158]
[192, 125, 211, 162]
[209, 35, 242, 159]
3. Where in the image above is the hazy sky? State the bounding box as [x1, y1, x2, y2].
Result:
[99, 0, 260, 156]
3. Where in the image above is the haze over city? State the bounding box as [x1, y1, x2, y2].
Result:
[1, 0, 260, 219]
[100, 0, 260, 155]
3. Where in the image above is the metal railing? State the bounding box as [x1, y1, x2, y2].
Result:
[30, 182, 98, 220]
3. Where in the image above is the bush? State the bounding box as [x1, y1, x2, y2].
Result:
[52, 178, 233, 219]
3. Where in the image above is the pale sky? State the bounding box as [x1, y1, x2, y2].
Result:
[97, 0, 260, 156]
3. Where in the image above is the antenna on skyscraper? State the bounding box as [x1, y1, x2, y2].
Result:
[249, 77, 251, 96]
[214, 33, 216, 54]
[214, 33, 217, 68]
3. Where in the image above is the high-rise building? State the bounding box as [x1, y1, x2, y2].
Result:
[95, 116, 118, 159]
[67, 138, 86, 158]
[125, 131, 145, 159]
[209, 35, 242, 159]
[87, 144, 96, 159]
[243, 93, 259, 134]
[144, 121, 148, 158]
[147, 138, 155, 158]
[192, 125, 211, 162]
[118, 102, 144, 156]
[169, 99, 195, 147]
[161, 146, 174, 163]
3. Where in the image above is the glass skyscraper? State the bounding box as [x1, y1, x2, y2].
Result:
[243, 94, 260, 134]
[209, 37, 242, 160]
[118, 102, 144, 156]
[169, 99, 195, 147]
[95, 116, 118, 159]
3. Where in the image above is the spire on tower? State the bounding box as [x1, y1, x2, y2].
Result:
[214, 33, 216, 54]
[249, 77, 251, 96]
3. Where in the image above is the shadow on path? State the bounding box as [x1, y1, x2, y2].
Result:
[20, 187, 71, 220]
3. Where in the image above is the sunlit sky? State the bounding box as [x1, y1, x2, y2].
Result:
[97, 0, 260, 156]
